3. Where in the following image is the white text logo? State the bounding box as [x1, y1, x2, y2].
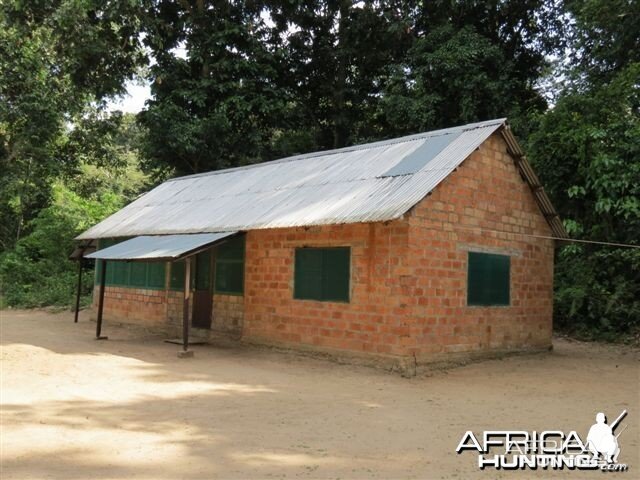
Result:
[456, 410, 629, 472]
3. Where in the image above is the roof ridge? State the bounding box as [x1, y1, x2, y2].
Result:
[167, 118, 506, 183]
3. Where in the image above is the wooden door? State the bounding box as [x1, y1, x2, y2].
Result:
[192, 251, 212, 329]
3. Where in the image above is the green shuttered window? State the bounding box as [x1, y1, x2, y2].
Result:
[170, 260, 186, 290]
[195, 251, 211, 290]
[95, 239, 166, 290]
[214, 236, 245, 295]
[294, 247, 350, 302]
[147, 262, 166, 289]
[129, 262, 147, 287]
[169, 237, 245, 293]
[467, 252, 510, 306]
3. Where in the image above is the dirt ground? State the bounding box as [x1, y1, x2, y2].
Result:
[1, 310, 638, 480]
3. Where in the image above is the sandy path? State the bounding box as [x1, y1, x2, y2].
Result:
[1, 309, 638, 480]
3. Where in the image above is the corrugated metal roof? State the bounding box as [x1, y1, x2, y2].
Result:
[77, 119, 506, 240]
[85, 232, 237, 261]
[78, 118, 564, 240]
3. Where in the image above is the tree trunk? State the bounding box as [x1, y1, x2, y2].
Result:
[332, 0, 350, 149]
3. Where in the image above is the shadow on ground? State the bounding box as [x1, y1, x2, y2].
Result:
[1, 309, 638, 480]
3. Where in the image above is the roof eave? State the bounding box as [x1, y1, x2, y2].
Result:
[499, 124, 568, 239]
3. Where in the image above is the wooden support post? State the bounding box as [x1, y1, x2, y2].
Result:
[95, 259, 108, 340]
[74, 258, 83, 323]
[178, 256, 194, 358]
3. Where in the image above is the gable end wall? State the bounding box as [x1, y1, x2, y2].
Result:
[403, 132, 555, 362]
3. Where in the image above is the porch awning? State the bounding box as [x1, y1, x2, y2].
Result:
[85, 232, 238, 261]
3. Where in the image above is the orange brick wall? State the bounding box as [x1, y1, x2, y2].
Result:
[212, 294, 244, 335]
[94, 271, 245, 335]
[242, 221, 413, 356]
[166, 289, 183, 327]
[93, 258, 244, 336]
[92, 286, 167, 326]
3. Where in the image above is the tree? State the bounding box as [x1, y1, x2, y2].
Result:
[139, 0, 563, 165]
[0, 183, 123, 307]
[138, 0, 291, 176]
[0, 113, 150, 308]
[0, 1, 147, 249]
[0, 15, 74, 248]
[266, 0, 413, 149]
[378, 0, 566, 138]
[64, 113, 152, 202]
[528, 34, 640, 339]
[566, 0, 640, 84]
[379, 25, 518, 135]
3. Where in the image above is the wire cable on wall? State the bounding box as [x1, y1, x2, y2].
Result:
[448, 224, 640, 250]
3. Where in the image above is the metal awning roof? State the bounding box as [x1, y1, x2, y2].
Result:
[85, 232, 238, 261]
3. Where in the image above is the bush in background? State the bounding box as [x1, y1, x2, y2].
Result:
[0, 184, 121, 307]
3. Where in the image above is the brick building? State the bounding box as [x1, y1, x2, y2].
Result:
[77, 119, 566, 372]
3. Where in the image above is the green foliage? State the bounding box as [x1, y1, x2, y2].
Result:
[0, 184, 122, 307]
[266, 0, 413, 149]
[379, 0, 562, 137]
[0, 106, 149, 307]
[64, 113, 152, 201]
[528, 63, 640, 339]
[0, 12, 75, 249]
[567, 0, 639, 84]
[553, 246, 640, 341]
[138, 1, 291, 176]
[138, 0, 562, 171]
[0, 1, 147, 250]
[380, 25, 513, 134]
[2, 0, 147, 99]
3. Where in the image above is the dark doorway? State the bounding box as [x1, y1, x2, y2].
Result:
[192, 251, 213, 329]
